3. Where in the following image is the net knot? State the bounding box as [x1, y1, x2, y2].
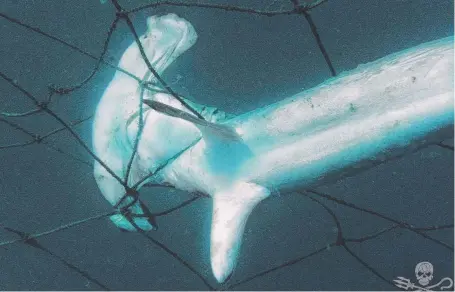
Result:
[48, 84, 71, 95]
[33, 134, 43, 144]
[37, 100, 49, 110]
[115, 10, 127, 19]
[113, 187, 139, 210]
[125, 187, 139, 197]
[294, 4, 310, 14]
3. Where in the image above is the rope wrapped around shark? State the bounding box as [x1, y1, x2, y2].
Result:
[92, 13, 454, 283]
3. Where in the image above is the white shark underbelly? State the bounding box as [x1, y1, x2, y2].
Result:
[91, 13, 453, 285]
[158, 36, 454, 282]
[241, 39, 454, 190]
[165, 36, 454, 192]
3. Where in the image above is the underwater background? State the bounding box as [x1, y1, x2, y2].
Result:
[0, 0, 453, 290]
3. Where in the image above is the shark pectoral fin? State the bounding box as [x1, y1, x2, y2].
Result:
[210, 182, 271, 283]
[143, 99, 242, 142]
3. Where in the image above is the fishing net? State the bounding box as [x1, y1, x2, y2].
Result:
[0, 0, 453, 290]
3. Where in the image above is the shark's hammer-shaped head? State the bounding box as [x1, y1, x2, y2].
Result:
[118, 13, 198, 79]
[94, 12, 270, 285]
[93, 13, 200, 233]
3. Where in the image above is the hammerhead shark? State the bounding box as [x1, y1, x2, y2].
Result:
[92, 14, 454, 283]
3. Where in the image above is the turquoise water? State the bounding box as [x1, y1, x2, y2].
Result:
[0, 0, 453, 290]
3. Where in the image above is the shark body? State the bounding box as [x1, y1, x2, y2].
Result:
[92, 14, 454, 283]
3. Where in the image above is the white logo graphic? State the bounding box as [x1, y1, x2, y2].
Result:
[394, 261, 453, 291]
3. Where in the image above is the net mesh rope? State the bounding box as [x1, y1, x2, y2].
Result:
[0, 0, 453, 290]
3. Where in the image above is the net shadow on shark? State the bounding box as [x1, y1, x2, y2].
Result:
[92, 13, 454, 283]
